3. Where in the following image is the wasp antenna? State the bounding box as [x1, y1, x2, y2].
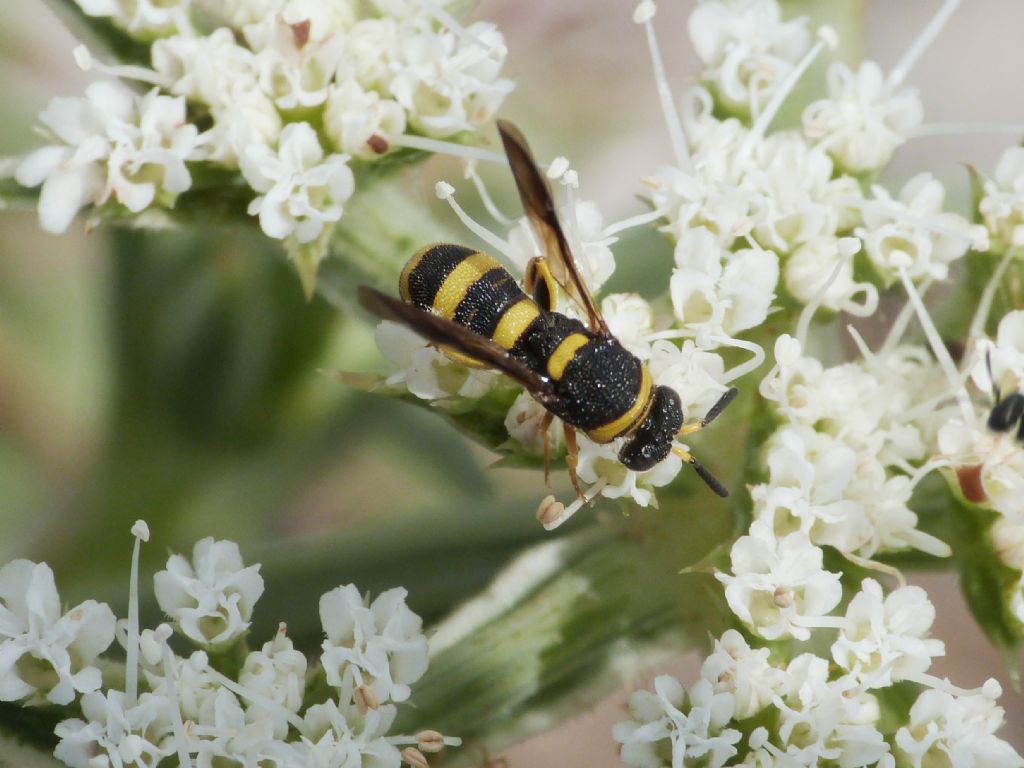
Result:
[672, 445, 728, 498]
[702, 387, 739, 426]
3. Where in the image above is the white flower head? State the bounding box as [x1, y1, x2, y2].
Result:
[320, 584, 428, 705]
[938, 414, 1024, 522]
[388, 20, 514, 137]
[803, 60, 923, 174]
[613, 674, 741, 768]
[895, 687, 1024, 768]
[282, 699, 401, 768]
[602, 293, 654, 358]
[16, 82, 199, 233]
[859, 173, 987, 282]
[699, 629, 785, 719]
[0, 560, 115, 706]
[647, 339, 729, 421]
[979, 145, 1024, 251]
[75, 0, 193, 37]
[239, 623, 308, 738]
[189, 687, 277, 768]
[716, 520, 842, 640]
[324, 78, 407, 158]
[54, 690, 176, 768]
[153, 537, 265, 648]
[785, 236, 873, 314]
[670, 226, 779, 345]
[831, 578, 944, 689]
[575, 435, 682, 510]
[687, 0, 810, 115]
[240, 121, 355, 243]
[774, 654, 891, 767]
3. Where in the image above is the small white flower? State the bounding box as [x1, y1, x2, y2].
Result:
[575, 436, 682, 510]
[275, 699, 401, 768]
[859, 173, 987, 282]
[15, 82, 199, 233]
[979, 145, 1024, 250]
[803, 60, 923, 174]
[324, 78, 407, 158]
[0, 560, 115, 706]
[239, 623, 308, 738]
[774, 654, 891, 767]
[938, 414, 1024, 522]
[647, 339, 729, 421]
[612, 675, 741, 768]
[784, 236, 870, 313]
[240, 122, 355, 243]
[602, 293, 654, 358]
[699, 629, 785, 719]
[687, 0, 810, 115]
[153, 537, 265, 648]
[75, 0, 193, 37]
[189, 687, 277, 768]
[716, 519, 842, 640]
[388, 20, 514, 137]
[54, 690, 176, 768]
[970, 310, 1024, 398]
[504, 390, 565, 456]
[831, 578, 944, 689]
[320, 584, 428, 705]
[670, 226, 779, 345]
[895, 687, 1024, 768]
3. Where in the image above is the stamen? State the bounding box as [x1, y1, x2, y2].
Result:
[201, 657, 306, 732]
[125, 520, 149, 706]
[888, 0, 961, 90]
[715, 335, 766, 383]
[840, 552, 907, 589]
[417, 0, 499, 52]
[900, 670, 999, 698]
[969, 248, 1015, 340]
[465, 162, 516, 226]
[603, 208, 666, 237]
[72, 45, 168, 87]
[156, 624, 195, 768]
[435, 181, 520, 265]
[848, 196, 985, 243]
[796, 258, 845, 349]
[634, 1, 690, 170]
[539, 480, 608, 531]
[897, 265, 975, 424]
[912, 122, 1024, 138]
[740, 27, 838, 162]
[401, 747, 430, 768]
[388, 133, 506, 165]
[880, 278, 933, 358]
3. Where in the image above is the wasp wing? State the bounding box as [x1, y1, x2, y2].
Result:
[358, 286, 560, 407]
[497, 119, 609, 334]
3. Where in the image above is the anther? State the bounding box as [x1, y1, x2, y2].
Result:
[355, 684, 380, 713]
[402, 747, 430, 768]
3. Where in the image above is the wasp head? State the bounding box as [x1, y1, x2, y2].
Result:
[618, 385, 683, 472]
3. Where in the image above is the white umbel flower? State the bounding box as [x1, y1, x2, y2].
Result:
[269, 699, 401, 768]
[831, 578, 944, 689]
[319, 585, 428, 705]
[716, 520, 842, 641]
[0, 560, 115, 706]
[979, 145, 1024, 251]
[687, 0, 810, 115]
[153, 537, 265, 648]
[895, 686, 1024, 768]
[803, 60, 923, 174]
[239, 623, 308, 738]
[324, 79, 407, 159]
[240, 121, 355, 243]
[54, 690, 176, 768]
[699, 629, 785, 720]
[15, 82, 199, 233]
[612, 675, 741, 768]
[859, 173, 987, 282]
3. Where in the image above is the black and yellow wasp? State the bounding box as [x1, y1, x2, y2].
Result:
[358, 121, 737, 499]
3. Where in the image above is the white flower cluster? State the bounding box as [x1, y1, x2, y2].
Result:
[14, 0, 513, 252]
[0, 525, 456, 768]
[616, 619, 1021, 768]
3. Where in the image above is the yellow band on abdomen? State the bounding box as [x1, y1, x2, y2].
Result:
[547, 333, 590, 381]
[493, 299, 541, 350]
[433, 252, 501, 319]
[587, 366, 654, 443]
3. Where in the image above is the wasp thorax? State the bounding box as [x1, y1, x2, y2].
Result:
[618, 385, 683, 472]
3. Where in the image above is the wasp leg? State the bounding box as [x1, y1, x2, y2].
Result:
[672, 445, 728, 497]
[678, 387, 738, 437]
[524, 256, 558, 312]
[564, 425, 586, 502]
[540, 411, 554, 485]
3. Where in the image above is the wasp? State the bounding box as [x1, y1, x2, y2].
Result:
[358, 121, 737, 500]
